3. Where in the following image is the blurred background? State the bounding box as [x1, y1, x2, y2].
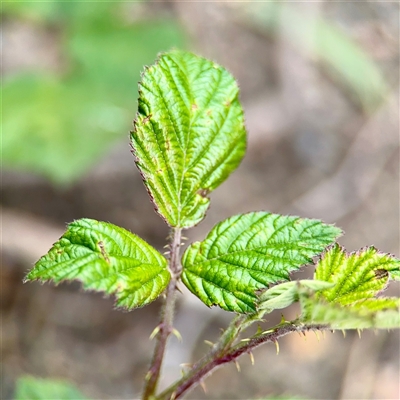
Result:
[2, 1, 399, 399]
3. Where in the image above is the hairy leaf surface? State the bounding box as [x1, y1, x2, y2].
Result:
[315, 244, 400, 305]
[131, 50, 246, 228]
[25, 219, 169, 309]
[299, 244, 400, 329]
[182, 212, 342, 313]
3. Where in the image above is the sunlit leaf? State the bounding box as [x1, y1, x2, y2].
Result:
[131, 50, 246, 228]
[299, 244, 400, 329]
[25, 219, 169, 309]
[181, 212, 342, 313]
[315, 244, 400, 305]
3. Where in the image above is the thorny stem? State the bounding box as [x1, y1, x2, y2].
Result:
[142, 228, 182, 400]
[156, 320, 329, 400]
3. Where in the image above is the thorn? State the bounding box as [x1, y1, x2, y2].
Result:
[180, 363, 192, 376]
[314, 330, 320, 342]
[357, 329, 362, 338]
[171, 391, 177, 400]
[262, 329, 274, 335]
[240, 338, 250, 343]
[199, 380, 207, 394]
[280, 314, 286, 323]
[172, 328, 182, 342]
[181, 236, 188, 240]
[175, 284, 183, 294]
[321, 330, 326, 339]
[341, 330, 346, 338]
[149, 326, 160, 340]
[256, 325, 263, 335]
[145, 370, 152, 381]
[163, 244, 170, 248]
[234, 360, 241, 372]
[274, 340, 280, 355]
[204, 340, 214, 347]
[249, 352, 255, 365]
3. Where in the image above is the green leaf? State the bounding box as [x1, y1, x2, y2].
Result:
[315, 244, 400, 305]
[181, 212, 342, 313]
[131, 50, 246, 228]
[15, 376, 88, 400]
[25, 219, 169, 309]
[300, 291, 400, 329]
[258, 280, 333, 314]
[299, 244, 400, 329]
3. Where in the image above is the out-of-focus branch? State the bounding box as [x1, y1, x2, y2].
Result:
[290, 94, 399, 221]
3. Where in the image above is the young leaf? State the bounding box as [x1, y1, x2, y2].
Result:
[257, 280, 333, 314]
[299, 244, 400, 329]
[25, 219, 169, 309]
[131, 50, 246, 228]
[181, 212, 342, 313]
[315, 244, 400, 305]
[300, 291, 400, 329]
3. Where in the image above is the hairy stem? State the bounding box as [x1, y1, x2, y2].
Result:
[142, 228, 182, 400]
[157, 320, 328, 399]
[156, 314, 247, 400]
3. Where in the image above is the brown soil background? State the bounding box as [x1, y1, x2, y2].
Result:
[2, 2, 399, 399]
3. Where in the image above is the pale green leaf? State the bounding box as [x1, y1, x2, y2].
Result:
[258, 280, 333, 314]
[131, 50, 246, 228]
[300, 291, 400, 329]
[25, 219, 169, 309]
[181, 212, 342, 313]
[15, 376, 88, 400]
[315, 244, 400, 305]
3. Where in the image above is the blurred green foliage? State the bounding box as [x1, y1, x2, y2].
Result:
[244, 2, 389, 112]
[15, 375, 88, 400]
[2, 2, 186, 184]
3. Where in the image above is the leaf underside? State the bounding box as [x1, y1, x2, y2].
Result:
[131, 50, 246, 228]
[25, 219, 169, 309]
[181, 212, 342, 313]
[300, 244, 400, 329]
[257, 280, 334, 314]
